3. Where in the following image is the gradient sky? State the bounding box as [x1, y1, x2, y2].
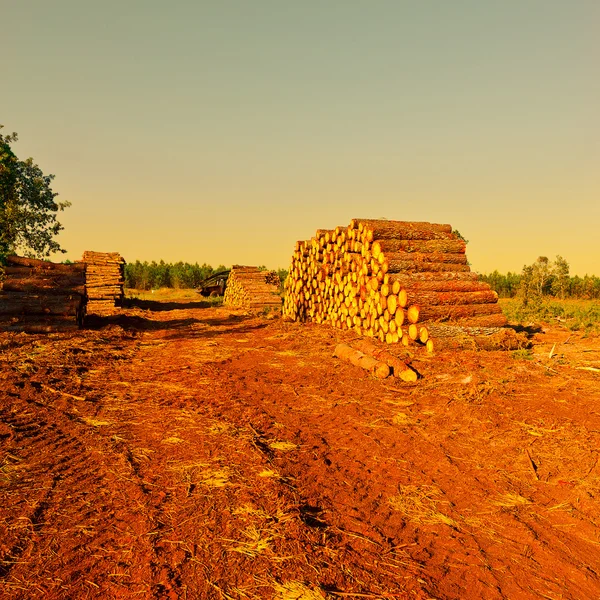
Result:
[3, 1, 598, 275]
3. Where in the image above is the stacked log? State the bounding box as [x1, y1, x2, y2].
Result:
[83, 251, 125, 314]
[223, 266, 282, 311]
[0, 255, 86, 332]
[283, 219, 508, 353]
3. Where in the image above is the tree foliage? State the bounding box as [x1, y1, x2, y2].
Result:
[124, 260, 228, 290]
[0, 126, 70, 259]
[481, 256, 600, 300]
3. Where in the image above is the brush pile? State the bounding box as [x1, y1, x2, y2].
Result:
[283, 219, 508, 353]
[83, 251, 125, 314]
[0, 255, 86, 332]
[224, 266, 282, 311]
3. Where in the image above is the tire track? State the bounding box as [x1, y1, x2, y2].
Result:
[0, 399, 157, 599]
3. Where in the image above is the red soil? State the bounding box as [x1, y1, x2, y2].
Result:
[1, 298, 600, 599]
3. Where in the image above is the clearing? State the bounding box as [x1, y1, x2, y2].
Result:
[1, 291, 600, 599]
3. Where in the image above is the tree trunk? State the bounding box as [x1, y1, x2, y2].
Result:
[2, 280, 85, 295]
[382, 260, 471, 274]
[406, 290, 499, 306]
[357, 221, 454, 242]
[372, 238, 466, 257]
[416, 302, 506, 323]
[6, 255, 85, 272]
[0, 292, 83, 316]
[333, 343, 390, 379]
[389, 278, 491, 293]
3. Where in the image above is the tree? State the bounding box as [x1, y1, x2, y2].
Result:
[551, 255, 570, 299]
[0, 126, 70, 258]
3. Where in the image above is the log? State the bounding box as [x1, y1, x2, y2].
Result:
[425, 325, 529, 351]
[388, 271, 480, 283]
[0, 292, 83, 316]
[333, 343, 390, 379]
[0, 315, 81, 333]
[372, 239, 466, 256]
[6, 256, 85, 273]
[350, 339, 418, 381]
[379, 251, 468, 265]
[416, 303, 506, 323]
[2, 280, 85, 295]
[359, 223, 455, 242]
[382, 261, 471, 274]
[406, 290, 499, 307]
[389, 278, 491, 293]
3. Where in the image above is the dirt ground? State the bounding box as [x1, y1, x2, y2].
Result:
[1, 294, 600, 600]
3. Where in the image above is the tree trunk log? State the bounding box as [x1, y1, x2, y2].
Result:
[0, 292, 84, 316]
[6, 256, 85, 272]
[416, 302, 506, 323]
[333, 343, 390, 379]
[382, 261, 471, 274]
[406, 290, 499, 306]
[2, 280, 85, 295]
[372, 239, 466, 256]
[381, 251, 469, 265]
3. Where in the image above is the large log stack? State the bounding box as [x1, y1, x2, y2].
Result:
[223, 266, 282, 311]
[83, 251, 125, 315]
[282, 219, 507, 352]
[0, 255, 86, 332]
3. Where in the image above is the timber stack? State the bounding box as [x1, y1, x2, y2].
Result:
[282, 219, 508, 353]
[0, 255, 86, 332]
[83, 251, 125, 314]
[223, 266, 282, 311]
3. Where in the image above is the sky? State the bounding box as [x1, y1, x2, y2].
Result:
[3, 1, 599, 275]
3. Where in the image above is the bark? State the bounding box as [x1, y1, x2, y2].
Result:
[406, 290, 499, 306]
[372, 239, 466, 256]
[359, 223, 455, 242]
[382, 261, 471, 274]
[0, 315, 81, 333]
[6, 256, 85, 273]
[425, 325, 529, 351]
[0, 292, 84, 316]
[389, 271, 480, 283]
[381, 251, 469, 265]
[350, 339, 418, 381]
[333, 343, 390, 379]
[389, 278, 491, 293]
[3, 280, 85, 295]
[416, 302, 505, 323]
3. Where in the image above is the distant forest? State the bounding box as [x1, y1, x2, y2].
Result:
[123, 257, 600, 300]
[124, 260, 288, 291]
[480, 271, 600, 299]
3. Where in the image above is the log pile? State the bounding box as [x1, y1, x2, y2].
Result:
[83, 251, 125, 314]
[283, 219, 508, 353]
[223, 266, 282, 311]
[0, 255, 86, 332]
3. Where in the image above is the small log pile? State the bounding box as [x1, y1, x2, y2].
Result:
[0, 255, 86, 332]
[83, 251, 125, 314]
[223, 266, 282, 311]
[283, 219, 508, 353]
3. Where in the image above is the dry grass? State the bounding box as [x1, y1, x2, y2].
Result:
[269, 441, 298, 452]
[272, 581, 326, 600]
[492, 492, 532, 509]
[389, 485, 457, 528]
[168, 460, 231, 488]
[80, 417, 112, 427]
[227, 524, 276, 557]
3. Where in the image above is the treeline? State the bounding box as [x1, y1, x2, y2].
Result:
[124, 260, 289, 291]
[481, 256, 600, 300]
[124, 261, 228, 290]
